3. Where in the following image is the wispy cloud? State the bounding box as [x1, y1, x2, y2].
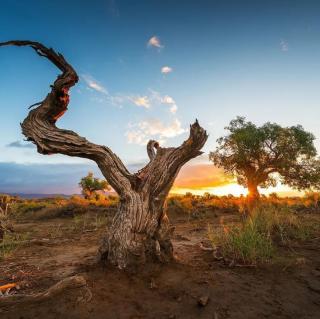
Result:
[161, 95, 178, 114]
[126, 130, 147, 145]
[147, 36, 163, 49]
[149, 90, 178, 114]
[81, 74, 177, 114]
[129, 96, 150, 109]
[139, 118, 185, 138]
[123, 90, 179, 113]
[6, 141, 35, 149]
[126, 118, 185, 145]
[82, 74, 127, 108]
[169, 104, 178, 114]
[280, 39, 289, 52]
[161, 66, 173, 74]
[82, 74, 109, 95]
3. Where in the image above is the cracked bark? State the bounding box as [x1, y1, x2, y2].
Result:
[1, 41, 208, 269]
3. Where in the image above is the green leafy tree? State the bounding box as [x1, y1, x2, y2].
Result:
[210, 117, 320, 199]
[79, 172, 110, 200]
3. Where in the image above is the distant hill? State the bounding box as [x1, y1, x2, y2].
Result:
[0, 192, 74, 199]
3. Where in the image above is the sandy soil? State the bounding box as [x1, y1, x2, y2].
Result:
[0, 210, 319, 319]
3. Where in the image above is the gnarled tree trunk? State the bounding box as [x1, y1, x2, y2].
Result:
[0, 41, 208, 268]
[99, 191, 173, 268]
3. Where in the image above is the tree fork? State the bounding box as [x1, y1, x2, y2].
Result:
[1, 40, 208, 268]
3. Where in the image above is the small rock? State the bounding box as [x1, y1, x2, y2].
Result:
[150, 278, 157, 289]
[295, 257, 307, 265]
[198, 295, 209, 307]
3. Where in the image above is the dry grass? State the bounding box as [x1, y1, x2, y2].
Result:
[208, 204, 317, 265]
[0, 232, 29, 260]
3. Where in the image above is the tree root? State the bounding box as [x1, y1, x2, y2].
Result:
[0, 275, 91, 307]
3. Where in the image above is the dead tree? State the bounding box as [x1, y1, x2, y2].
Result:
[0, 41, 208, 268]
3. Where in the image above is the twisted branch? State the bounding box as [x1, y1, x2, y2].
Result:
[1, 41, 208, 197]
[0, 40, 133, 195]
[147, 140, 159, 161]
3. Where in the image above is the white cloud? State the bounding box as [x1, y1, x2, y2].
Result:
[280, 39, 289, 52]
[82, 75, 108, 95]
[169, 104, 178, 114]
[147, 36, 163, 48]
[161, 95, 175, 104]
[126, 118, 185, 145]
[161, 66, 173, 74]
[130, 96, 150, 109]
[126, 130, 147, 145]
[139, 118, 185, 138]
[161, 95, 178, 114]
[127, 90, 178, 113]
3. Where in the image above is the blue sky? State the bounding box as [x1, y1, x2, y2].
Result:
[1, 0, 320, 194]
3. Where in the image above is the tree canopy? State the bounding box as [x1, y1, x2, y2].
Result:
[210, 117, 320, 198]
[79, 172, 110, 200]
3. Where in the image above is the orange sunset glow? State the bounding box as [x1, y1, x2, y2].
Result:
[172, 163, 302, 197]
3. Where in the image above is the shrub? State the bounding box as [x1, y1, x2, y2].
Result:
[252, 205, 312, 243]
[208, 218, 274, 265]
[79, 172, 110, 200]
[208, 204, 313, 265]
[11, 200, 55, 218]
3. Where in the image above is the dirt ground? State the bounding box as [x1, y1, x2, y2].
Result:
[0, 210, 319, 319]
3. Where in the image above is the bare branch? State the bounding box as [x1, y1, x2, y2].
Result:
[173, 119, 208, 161]
[147, 140, 159, 161]
[0, 40, 133, 195]
[140, 120, 208, 196]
